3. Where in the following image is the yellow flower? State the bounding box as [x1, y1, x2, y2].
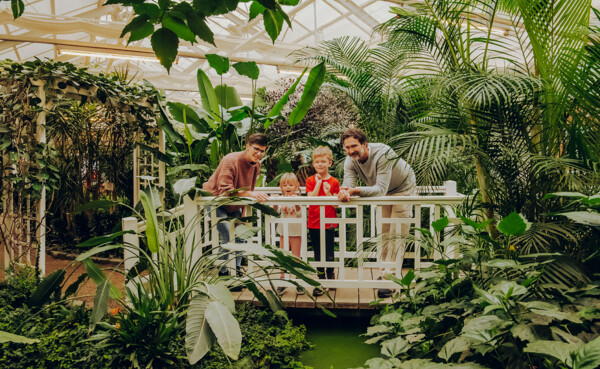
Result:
[115, 322, 121, 330]
[509, 245, 516, 252]
[110, 307, 119, 316]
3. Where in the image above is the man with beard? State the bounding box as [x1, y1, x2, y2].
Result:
[337, 129, 416, 298]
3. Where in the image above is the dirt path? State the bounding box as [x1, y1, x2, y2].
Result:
[1, 250, 124, 309]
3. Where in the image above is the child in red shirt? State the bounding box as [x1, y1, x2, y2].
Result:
[306, 146, 340, 295]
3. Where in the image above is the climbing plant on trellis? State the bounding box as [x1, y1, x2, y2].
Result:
[0, 59, 157, 274]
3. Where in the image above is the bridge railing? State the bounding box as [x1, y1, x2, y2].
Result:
[123, 181, 464, 289]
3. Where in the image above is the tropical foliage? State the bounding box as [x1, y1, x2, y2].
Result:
[298, 0, 600, 234]
[359, 211, 600, 369]
[154, 54, 326, 191]
[0, 59, 156, 269]
[8, 0, 300, 71]
[0, 268, 312, 368]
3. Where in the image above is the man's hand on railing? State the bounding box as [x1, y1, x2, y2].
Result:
[338, 187, 359, 202]
[242, 190, 270, 203]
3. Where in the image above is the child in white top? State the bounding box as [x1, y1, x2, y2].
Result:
[274, 173, 302, 257]
[273, 173, 303, 295]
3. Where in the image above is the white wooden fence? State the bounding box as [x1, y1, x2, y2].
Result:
[123, 181, 464, 290]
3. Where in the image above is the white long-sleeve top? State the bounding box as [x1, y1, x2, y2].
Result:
[342, 143, 416, 197]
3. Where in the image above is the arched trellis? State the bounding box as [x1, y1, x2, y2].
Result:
[0, 60, 158, 274]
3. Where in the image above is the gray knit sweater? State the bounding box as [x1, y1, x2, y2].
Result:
[341, 143, 416, 196]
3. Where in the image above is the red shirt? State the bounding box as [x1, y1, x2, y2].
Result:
[306, 175, 340, 229]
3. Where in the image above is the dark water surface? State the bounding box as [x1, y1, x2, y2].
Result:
[291, 310, 381, 369]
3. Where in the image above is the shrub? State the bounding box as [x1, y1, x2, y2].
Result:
[195, 303, 313, 369]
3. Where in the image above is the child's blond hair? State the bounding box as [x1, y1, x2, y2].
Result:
[279, 172, 301, 193]
[312, 146, 333, 162]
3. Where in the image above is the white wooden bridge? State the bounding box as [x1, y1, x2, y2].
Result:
[123, 181, 464, 309]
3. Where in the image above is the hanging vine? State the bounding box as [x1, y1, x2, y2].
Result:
[0, 59, 157, 267]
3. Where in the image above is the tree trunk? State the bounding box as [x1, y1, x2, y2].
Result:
[471, 117, 498, 238]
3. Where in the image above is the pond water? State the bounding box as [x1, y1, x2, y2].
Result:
[291, 310, 381, 369]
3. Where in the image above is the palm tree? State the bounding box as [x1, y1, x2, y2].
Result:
[298, 0, 600, 250]
[376, 0, 599, 223]
[292, 36, 420, 142]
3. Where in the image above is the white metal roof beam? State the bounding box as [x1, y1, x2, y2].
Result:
[329, 0, 380, 29]
[229, 0, 317, 53]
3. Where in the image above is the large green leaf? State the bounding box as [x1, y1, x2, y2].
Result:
[205, 300, 242, 360]
[264, 68, 307, 128]
[572, 336, 600, 369]
[197, 68, 220, 119]
[151, 27, 179, 72]
[249, 1, 266, 20]
[524, 340, 580, 365]
[120, 14, 150, 39]
[288, 62, 326, 125]
[543, 192, 587, 200]
[560, 211, 600, 226]
[205, 54, 230, 75]
[186, 13, 215, 45]
[432, 216, 450, 233]
[439, 337, 470, 362]
[76, 245, 121, 261]
[11, 0, 24, 19]
[127, 21, 154, 42]
[82, 258, 122, 299]
[167, 102, 210, 132]
[497, 211, 529, 236]
[173, 177, 197, 196]
[77, 230, 134, 248]
[233, 224, 259, 240]
[186, 294, 215, 364]
[133, 3, 161, 18]
[90, 280, 111, 326]
[215, 85, 243, 108]
[263, 8, 283, 42]
[381, 336, 411, 358]
[29, 269, 65, 306]
[140, 189, 160, 253]
[232, 61, 260, 80]
[490, 281, 528, 299]
[163, 14, 196, 42]
[206, 285, 235, 312]
[0, 331, 39, 344]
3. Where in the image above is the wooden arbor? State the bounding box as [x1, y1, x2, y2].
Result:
[0, 60, 157, 274]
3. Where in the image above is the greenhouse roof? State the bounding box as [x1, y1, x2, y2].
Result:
[1, 0, 600, 102]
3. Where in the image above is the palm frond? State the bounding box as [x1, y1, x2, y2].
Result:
[390, 123, 477, 185]
[514, 221, 580, 254]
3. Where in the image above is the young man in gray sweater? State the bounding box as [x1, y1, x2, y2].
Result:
[337, 129, 416, 298]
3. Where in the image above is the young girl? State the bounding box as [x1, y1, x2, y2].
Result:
[275, 173, 302, 257]
[273, 172, 303, 294]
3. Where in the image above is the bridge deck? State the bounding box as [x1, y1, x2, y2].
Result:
[232, 268, 412, 309]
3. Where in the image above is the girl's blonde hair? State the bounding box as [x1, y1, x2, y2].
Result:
[279, 172, 301, 194]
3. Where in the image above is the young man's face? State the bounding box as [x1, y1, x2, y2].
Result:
[312, 155, 332, 175]
[245, 143, 267, 163]
[343, 137, 367, 162]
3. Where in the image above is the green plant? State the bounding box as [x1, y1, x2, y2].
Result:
[357, 212, 600, 369]
[195, 303, 313, 368]
[154, 57, 325, 188]
[45, 0, 301, 71]
[0, 270, 116, 368]
[293, 36, 417, 143]
[69, 183, 325, 366]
